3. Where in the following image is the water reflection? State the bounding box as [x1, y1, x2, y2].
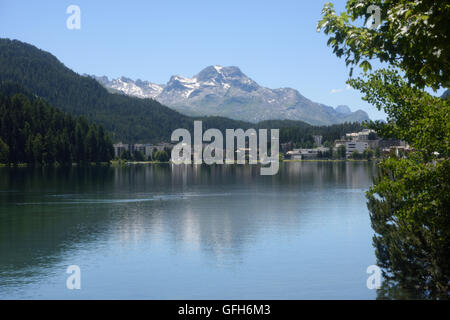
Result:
[0, 162, 377, 299]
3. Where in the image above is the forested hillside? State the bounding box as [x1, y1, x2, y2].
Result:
[0, 39, 194, 143]
[0, 82, 113, 165]
[0, 38, 364, 146]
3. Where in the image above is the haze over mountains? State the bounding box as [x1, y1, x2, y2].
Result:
[93, 66, 369, 125]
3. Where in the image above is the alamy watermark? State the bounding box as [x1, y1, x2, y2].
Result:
[366, 265, 381, 290]
[66, 5, 81, 30]
[66, 265, 81, 290]
[367, 5, 381, 29]
[171, 121, 280, 176]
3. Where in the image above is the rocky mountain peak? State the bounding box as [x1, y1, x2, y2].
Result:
[92, 66, 370, 125]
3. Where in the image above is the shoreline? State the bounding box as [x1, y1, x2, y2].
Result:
[0, 159, 379, 168]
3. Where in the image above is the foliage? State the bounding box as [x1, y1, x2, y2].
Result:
[349, 69, 449, 161]
[317, 0, 450, 90]
[279, 122, 363, 147]
[351, 150, 363, 159]
[0, 83, 114, 165]
[153, 150, 170, 162]
[363, 148, 374, 160]
[0, 39, 367, 145]
[336, 145, 347, 159]
[368, 157, 449, 299]
[319, 0, 450, 299]
[0, 39, 194, 143]
[0, 137, 8, 163]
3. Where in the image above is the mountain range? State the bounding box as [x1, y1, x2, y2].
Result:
[0, 38, 365, 143]
[92, 66, 369, 125]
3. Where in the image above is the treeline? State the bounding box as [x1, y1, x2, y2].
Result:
[0, 84, 114, 165]
[279, 122, 363, 148]
[0, 39, 195, 143]
[119, 148, 170, 162]
[0, 39, 367, 144]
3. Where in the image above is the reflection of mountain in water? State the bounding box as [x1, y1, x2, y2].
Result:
[0, 163, 376, 291]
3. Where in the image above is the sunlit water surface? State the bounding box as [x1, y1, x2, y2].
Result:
[0, 162, 377, 299]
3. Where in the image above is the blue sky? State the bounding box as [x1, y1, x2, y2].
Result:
[1, 0, 442, 121]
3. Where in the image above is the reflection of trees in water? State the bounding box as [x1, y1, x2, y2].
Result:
[0, 166, 117, 287]
[0, 163, 377, 291]
[376, 280, 433, 300]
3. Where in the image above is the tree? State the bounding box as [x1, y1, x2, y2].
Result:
[0, 137, 9, 163]
[317, 0, 449, 90]
[32, 133, 44, 165]
[85, 124, 98, 163]
[43, 129, 56, 165]
[363, 149, 374, 160]
[0, 86, 114, 166]
[351, 150, 362, 159]
[153, 150, 170, 162]
[375, 146, 381, 158]
[133, 150, 145, 161]
[319, 0, 450, 299]
[120, 150, 131, 160]
[336, 145, 346, 159]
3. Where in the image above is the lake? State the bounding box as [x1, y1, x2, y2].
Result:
[0, 162, 378, 299]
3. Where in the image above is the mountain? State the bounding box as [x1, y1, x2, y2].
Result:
[94, 75, 164, 98]
[0, 38, 254, 143]
[335, 105, 352, 115]
[92, 66, 370, 125]
[0, 38, 366, 144]
[0, 82, 114, 165]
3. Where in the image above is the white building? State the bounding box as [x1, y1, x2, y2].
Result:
[345, 129, 375, 141]
[286, 147, 329, 160]
[113, 143, 129, 158]
[344, 141, 369, 156]
[113, 143, 172, 159]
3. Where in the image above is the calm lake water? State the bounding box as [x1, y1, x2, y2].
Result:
[0, 162, 378, 299]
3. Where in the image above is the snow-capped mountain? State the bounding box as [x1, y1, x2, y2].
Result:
[94, 76, 164, 99]
[91, 66, 369, 125]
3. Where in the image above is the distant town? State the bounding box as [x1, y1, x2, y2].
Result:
[113, 129, 410, 162]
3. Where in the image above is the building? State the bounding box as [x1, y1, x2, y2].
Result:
[286, 147, 329, 160]
[313, 135, 323, 147]
[113, 143, 173, 159]
[335, 129, 411, 157]
[113, 143, 130, 158]
[344, 141, 369, 156]
[134, 144, 146, 155]
[345, 129, 375, 141]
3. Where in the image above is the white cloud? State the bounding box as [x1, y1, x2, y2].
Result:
[331, 84, 352, 94]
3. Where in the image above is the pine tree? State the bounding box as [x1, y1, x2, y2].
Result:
[0, 137, 9, 163]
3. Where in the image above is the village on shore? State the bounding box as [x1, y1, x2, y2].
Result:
[113, 129, 409, 163]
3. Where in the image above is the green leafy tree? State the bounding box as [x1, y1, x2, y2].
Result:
[133, 151, 145, 162]
[351, 150, 362, 159]
[363, 149, 374, 160]
[32, 133, 44, 165]
[318, 0, 450, 299]
[375, 146, 381, 158]
[120, 150, 131, 160]
[0, 137, 8, 163]
[153, 150, 170, 162]
[336, 145, 347, 159]
[317, 0, 449, 90]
